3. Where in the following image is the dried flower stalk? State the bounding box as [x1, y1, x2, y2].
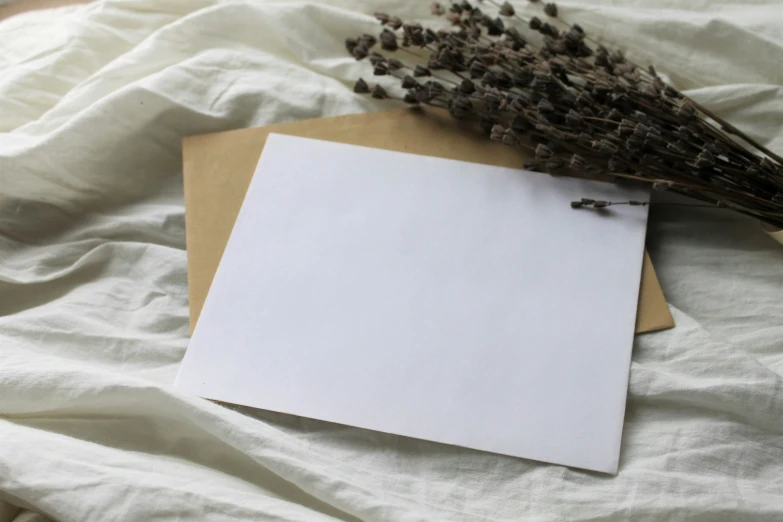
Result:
[347, 1, 783, 227]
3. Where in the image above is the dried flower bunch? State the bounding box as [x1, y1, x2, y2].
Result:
[347, 0, 783, 227]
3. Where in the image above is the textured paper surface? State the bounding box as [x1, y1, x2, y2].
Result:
[176, 134, 651, 473]
[182, 108, 673, 335]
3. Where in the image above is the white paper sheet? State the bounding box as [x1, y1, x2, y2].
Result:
[175, 134, 649, 474]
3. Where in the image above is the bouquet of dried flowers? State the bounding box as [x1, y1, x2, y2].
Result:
[347, 1, 783, 229]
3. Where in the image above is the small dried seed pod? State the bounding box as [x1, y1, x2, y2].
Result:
[565, 109, 583, 125]
[403, 92, 419, 104]
[458, 78, 476, 94]
[371, 84, 388, 99]
[529, 16, 542, 30]
[380, 29, 398, 52]
[413, 65, 431, 77]
[352, 45, 369, 60]
[490, 124, 506, 141]
[448, 95, 473, 118]
[401, 75, 419, 89]
[353, 78, 369, 93]
[537, 99, 555, 113]
[535, 143, 554, 159]
[499, 1, 515, 16]
[599, 140, 619, 154]
[569, 154, 585, 170]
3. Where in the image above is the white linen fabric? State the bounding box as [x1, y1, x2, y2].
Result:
[1, 1, 782, 521]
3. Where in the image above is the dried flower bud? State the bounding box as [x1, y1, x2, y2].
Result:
[499, 1, 515, 16]
[530, 75, 551, 91]
[479, 114, 499, 135]
[371, 84, 388, 99]
[403, 23, 426, 46]
[642, 84, 658, 99]
[388, 16, 403, 30]
[345, 38, 358, 54]
[374, 12, 390, 25]
[368, 52, 385, 66]
[633, 123, 650, 137]
[359, 34, 377, 48]
[487, 17, 505, 36]
[578, 132, 593, 146]
[403, 92, 419, 104]
[425, 80, 446, 96]
[564, 29, 582, 46]
[599, 140, 619, 154]
[388, 58, 404, 70]
[695, 150, 715, 168]
[537, 99, 555, 113]
[380, 29, 398, 51]
[535, 143, 554, 159]
[625, 136, 642, 150]
[413, 65, 431, 77]
[664, 85, 680, 98]
[448, 95, 473, 118]
[449, 3, 463, 14]
[490, 124, 506, 141]
[564, 109, 583, 126]
[401, 75, 419, 89]
[352, 45, 369, 60]
[571, 201, 584, 209]
[544, 3, 558, 17]
[593, 200, 610, 209]
[540, 23, 558, 36]
[575, 92, 593, 107]
[607, 109, 622, 121]
[430, 2, 445, 15]
[427, 55, 444, 70]
[504, 27, 527, 48]
[569, 154, 585, 170]
[453, 79, 473, 94]
[677, 101, 696, 120]
[508, 95, 528, 113]
[529, 16, 542, 30]
[373, 62, 389, 76]
[502, 132, 519, 147]
[468, 60, 487, 79]
[353, 78, 369, 93]
[617, 119, 635, 135]
[482, 86, 502, 101]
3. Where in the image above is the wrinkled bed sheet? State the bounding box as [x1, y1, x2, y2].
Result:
[1, 1, 782, 521]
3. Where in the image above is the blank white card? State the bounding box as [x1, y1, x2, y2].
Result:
[176, 134, 650, 474]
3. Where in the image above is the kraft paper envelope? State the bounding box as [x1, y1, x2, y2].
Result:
[182, 107, 674, 334]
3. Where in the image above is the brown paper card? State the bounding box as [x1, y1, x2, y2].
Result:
[182, 108, 674, 334]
